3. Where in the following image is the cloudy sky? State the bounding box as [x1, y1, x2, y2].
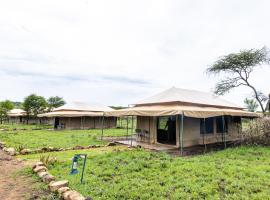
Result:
[0, 0, 269, 107]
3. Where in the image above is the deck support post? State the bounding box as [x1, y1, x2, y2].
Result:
[179, 114, 184, 156]
[222, 115, 226, 149]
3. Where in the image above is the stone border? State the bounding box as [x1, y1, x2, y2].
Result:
[0, 140, 117, 156]
[32, 161, 88, 200]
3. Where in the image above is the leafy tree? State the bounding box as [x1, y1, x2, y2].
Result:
[23, 94, 47, 122]
[244, 98, 259, 112]
[47, 96, 65, 111]
[207, 47, 270, 113]
[0, 100, 14, 123]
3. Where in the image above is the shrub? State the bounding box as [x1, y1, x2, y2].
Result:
[39, 154, 58, 167]
[241, 117, 270, 145]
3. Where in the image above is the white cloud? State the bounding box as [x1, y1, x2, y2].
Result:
[0, 0, 269, 107]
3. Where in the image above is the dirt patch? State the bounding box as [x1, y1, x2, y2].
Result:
[0, 150, 53, 200]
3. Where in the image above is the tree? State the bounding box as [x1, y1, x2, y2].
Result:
[23, 94, 47, 122]
[0, 100, 14, 124]
[207, 47, 270, 113]
[266, 94, 270, 113]
[47, 96, 65, 111]
[244, 98, 259, 112]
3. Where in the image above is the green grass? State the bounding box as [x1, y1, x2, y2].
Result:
[20, 146, 270, 200]
[0, 124, 132, 150]
[0, 123, 53, 130]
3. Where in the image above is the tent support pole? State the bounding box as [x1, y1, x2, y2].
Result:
[126, 116, 129, 140]
[179, 114, 184, 156]
[203, 118, 207, 152]
[222, 115, 226, 149]
[101, 114, 104, 140]
[131, 116, 134, 146]
[148, 117, 151, 144]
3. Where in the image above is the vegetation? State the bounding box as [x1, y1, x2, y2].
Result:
[0, 124, 132, 149]
[19, 146, 270, 200]
[207, 47, 270, 113]
[0, 100, 14, 123]
[244, 98, 258, 112]
[23, 94, 48, 122]
[47, 96, 65, 111]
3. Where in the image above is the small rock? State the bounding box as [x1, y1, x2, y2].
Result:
[42, 174, 56, 183]
[32, 161, 45, 169]
[37, 171, 48, 178]
[73, 146, 85, 150]
[49, 180, 69, 192]
[6, 147, 16, 156]
[0, 141, 5, 149]
[107, 142, 116, 146]
[63, 190, 85, 200]
[33, 166, 48, 173]
[20, 148, 31, 155]
[58, 187, 70, 195]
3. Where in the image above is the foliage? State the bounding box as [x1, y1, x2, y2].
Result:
[47, 96, 65, 111]
[241, 117, 270, 145]
[22, 94, 47, 119]
[39, 154, 58, 167]
[207, 47, 270, 113]
[244, 98, 259, 112]
[20, 146, 270, 200]
[0, 100, 14, 123]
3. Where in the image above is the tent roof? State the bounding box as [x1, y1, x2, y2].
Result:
[104, 104, 259, 118]
[38, 110, 104, 118]
[54, 102, 114, 112]
[7, 109, 26, 117]
[135, 87, 241, 109]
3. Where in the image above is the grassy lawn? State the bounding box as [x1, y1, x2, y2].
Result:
[0, 123, 53, 131]
[0, 124, 132, 150]
[20, 146, 270, 200]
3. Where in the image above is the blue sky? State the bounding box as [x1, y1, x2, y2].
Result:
[0, 0, 269, 107]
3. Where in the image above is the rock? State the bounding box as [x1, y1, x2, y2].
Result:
[20, 148, 31, 155]
[63, 190, 85, 200]
[6, 147, 16, 156]
[0, 141, 5, 149]
[49, 180, 69, 192]
[107, 142, 116, 146]
[42, 174, 56, 183]
[37, 171, 48, 178]
[32, 161, 45, 170]
[33, 166, 48, 173]
[68, 191, 85, 200]
[58, 187, 70, 195]
[73, 146, 85, 150]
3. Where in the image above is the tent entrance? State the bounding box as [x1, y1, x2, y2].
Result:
[54, 117, 60, 129]
[157, 116, 176, 145]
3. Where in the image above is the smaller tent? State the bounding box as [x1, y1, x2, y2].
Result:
[38, 102, 116, 130]
[7, 109, 27, 123]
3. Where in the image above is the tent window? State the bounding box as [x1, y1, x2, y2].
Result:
[200, 118, 214, 134]
[216, 116, 228, 133]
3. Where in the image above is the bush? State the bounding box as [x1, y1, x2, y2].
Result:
[241, 117, 270, 145]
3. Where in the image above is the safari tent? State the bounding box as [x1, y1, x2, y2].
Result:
[8, 109, 52, 125]
[105, 87, 258, 153]
[39, 102, 117, 130]
[7, 109, 27, 123]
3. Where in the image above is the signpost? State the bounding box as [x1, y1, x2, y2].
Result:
[70, 154, 87, 184]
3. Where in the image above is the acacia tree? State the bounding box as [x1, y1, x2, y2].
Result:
[244, 98, 258, 112]
[0, 100, 14, 124]
[47, 96, 65, 111]
[23, 94, 47, 123]
[207, 47, 270, 113]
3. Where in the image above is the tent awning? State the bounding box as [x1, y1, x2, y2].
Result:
[104, 104, 259, 118]
[38, 111, 104, 118]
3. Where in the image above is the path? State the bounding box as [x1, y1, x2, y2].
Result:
[0, 150, 48, 200]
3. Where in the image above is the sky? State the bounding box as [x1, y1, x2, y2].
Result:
[0, 0, 269, 107]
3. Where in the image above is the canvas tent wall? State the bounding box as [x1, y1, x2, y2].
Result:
[105, 87, 259, 150]
[38, 102, 117, 130]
